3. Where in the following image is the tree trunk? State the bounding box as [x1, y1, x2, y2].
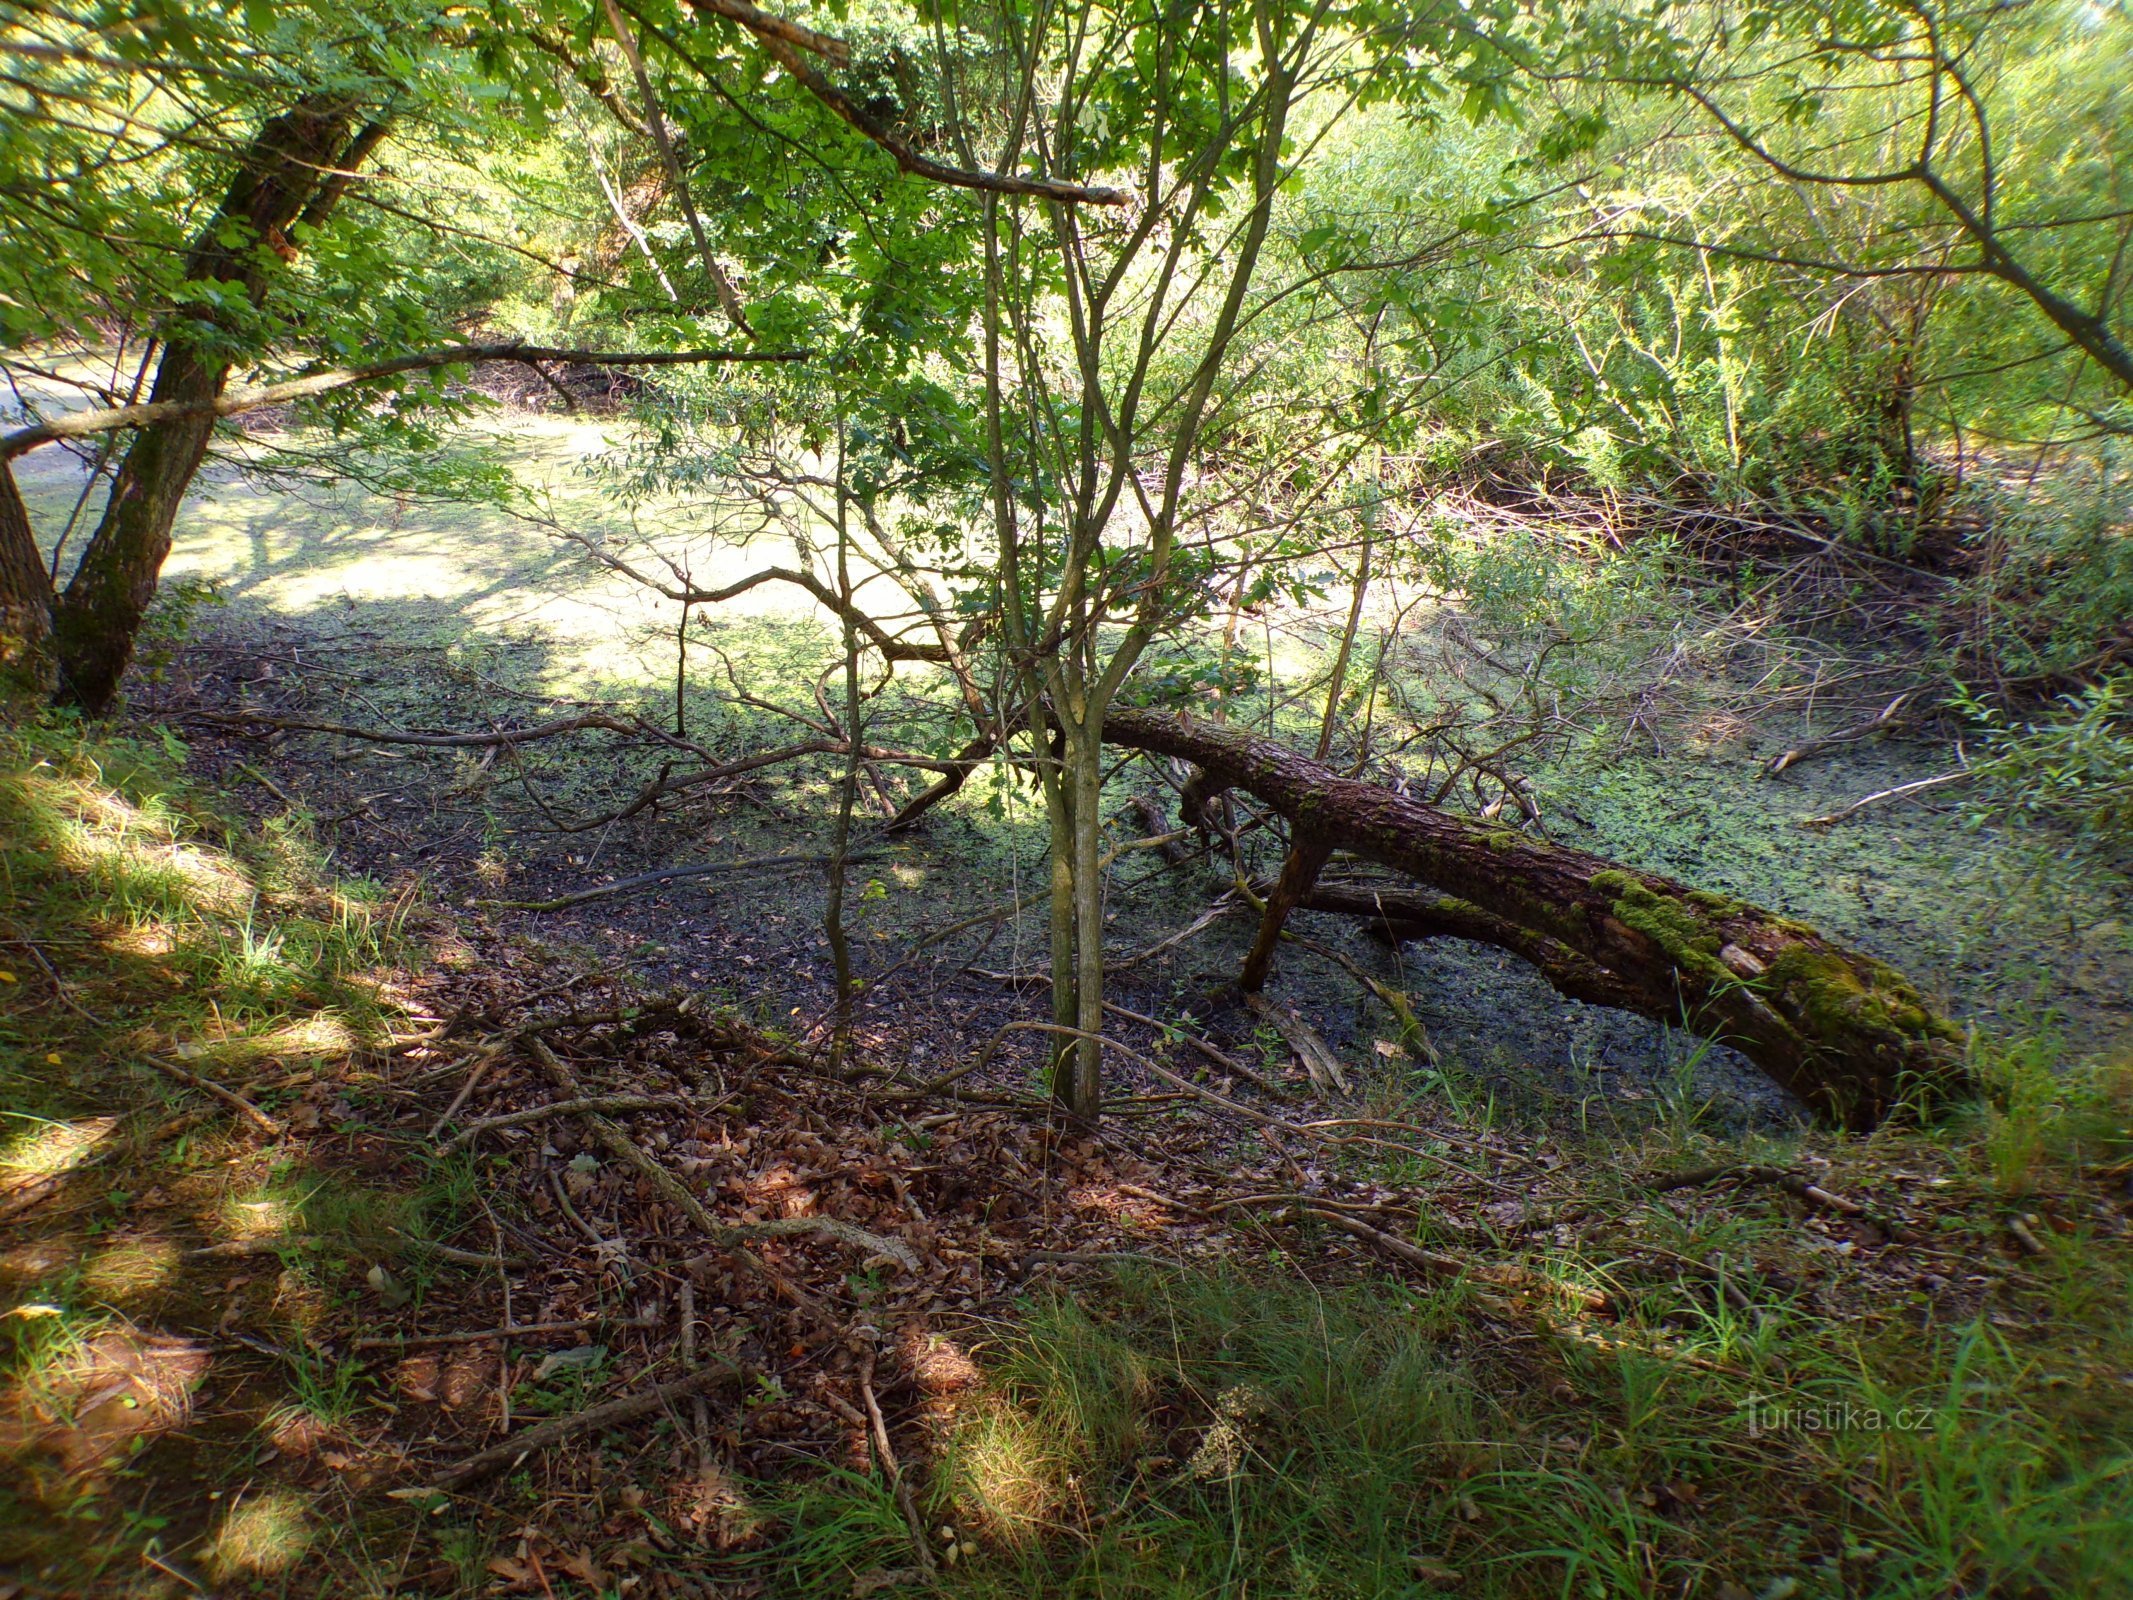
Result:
[1103, 706, 1967, 1128]
[1240, 834, 1332, 992]
[51, 97, 363, 715]
[1, 461, 53, 704]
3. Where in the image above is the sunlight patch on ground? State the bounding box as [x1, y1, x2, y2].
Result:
[190, 1010, 358, 1072]
[16, 415, 870, 697]
[82, 1236, 181, 1301]
[52, 819, 253, 914]
[207, 1488, 314, 1580]
[219, 1190, 300, 1240]
[0, 1325, 211, 1473]
[0, 1115, 115, 1191]
[104, 921, 176, 957]
[950, 1404, 1062, 1544]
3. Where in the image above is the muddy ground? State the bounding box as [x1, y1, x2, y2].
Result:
[19, 416, 2132, 1131]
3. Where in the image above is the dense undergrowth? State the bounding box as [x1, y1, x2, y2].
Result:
[4, 715, 2131, 1597]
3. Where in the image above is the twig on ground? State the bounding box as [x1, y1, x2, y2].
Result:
[1764, 691, 1918, 776]
[396, 1231, 527, 1267]
[441, 1095, 698, 1150]
[1799, 769, 1972, 827]
[2007, 1215, 2050, 1257]
[679, 1281, 713, 1478]
[12, 942, 281, 1134]
[353, 1315, 659, 1351]
[140, 1053, 281, 1135]
[1101, 1001, 1296, 1099]
[548, 1168, 629, 1272]
[860, 1352, 938, 1576]
[480, 848, 888, 913]
[1105, 897, 1238, 971]
[1649, 1163, 1866, 1216]
[179, 709, 647, 749]
[1010, 1248, 1176, 1282]
[234, 761, 298, 808]
[528, 1038, 917, 1269]
[1306, 1208, 1608, 1313]
[429, 1365, 737, 1491]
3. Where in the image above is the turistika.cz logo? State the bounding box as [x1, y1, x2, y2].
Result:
[1742, 1392, 1934, 1436]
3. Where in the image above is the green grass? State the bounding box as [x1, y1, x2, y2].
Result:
[0, 715, 474, 1594]
[740, 1070, 2133, 1600]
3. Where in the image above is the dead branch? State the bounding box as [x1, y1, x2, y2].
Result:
[3, 342, 804, 458]
[440, 1095, 697, 1151]
[1798, 769, 1973, 827]
[1763, 692, 1920, 776]
[528, 1038, 917, 1269]
[858, 1351, 938, 1576]
[179, 709, 646, 749]
[430, 1365, 737, 1491]
[352, 1314, 660, 1351]
[684, 0, 1129, 207]
[1305, 1208, 1608, 1313]
[1100, 1000, 1296, 1099]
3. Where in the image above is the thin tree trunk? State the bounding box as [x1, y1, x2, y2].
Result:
[1066, 721, 1107, 1119]
[1316, 535, 1372, 760]
[1106, 706, 1967, 1128]
[51, 96, 365, 714]
[1229, 528, 1371, 992]
[1043, 738, 1082, 1109]
[823, 445, 860, 1069]
[1, 461, 52, 703]
[1240, 833, 1333, 992]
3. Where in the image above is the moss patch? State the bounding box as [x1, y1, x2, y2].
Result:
[1593, 871, 1729, 982]
[1763, 944, 1959, 1045]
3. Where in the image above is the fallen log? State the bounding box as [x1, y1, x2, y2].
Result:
[1102, 707, 1967, 1129]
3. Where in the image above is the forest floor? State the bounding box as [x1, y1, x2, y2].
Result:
[6, 419, 2132, 1596]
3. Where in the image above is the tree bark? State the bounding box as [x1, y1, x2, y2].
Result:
[51, 97, 362, 715]
[1, 461, 53, 704]
[1103, 707, 1967, 1128]
[1240, 834, 1332, 991]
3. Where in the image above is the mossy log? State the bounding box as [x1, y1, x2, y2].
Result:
[1102, 706, 1968, 1129]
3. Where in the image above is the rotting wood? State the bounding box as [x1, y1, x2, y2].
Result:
[1102, 706, 1968, 1128]
[1244, 993, 1350, 1095]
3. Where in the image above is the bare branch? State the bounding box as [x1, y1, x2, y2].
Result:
[682, 0, 1129, 205]
[2, 342, 805, 458]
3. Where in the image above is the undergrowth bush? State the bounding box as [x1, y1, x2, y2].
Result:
[1959, 671, 2133, 865]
